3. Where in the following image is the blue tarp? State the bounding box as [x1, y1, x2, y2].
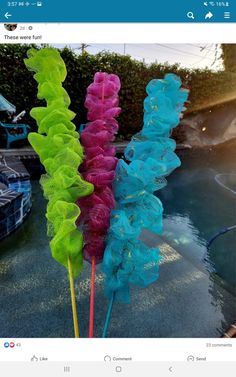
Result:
[0, 94, 16, 113]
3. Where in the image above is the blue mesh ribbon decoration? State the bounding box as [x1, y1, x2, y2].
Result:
[102, 73, 189, 336]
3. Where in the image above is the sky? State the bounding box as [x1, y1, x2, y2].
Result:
[55, 43, 223, 70]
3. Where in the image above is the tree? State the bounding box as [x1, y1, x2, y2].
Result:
[221, 44, 236, 73]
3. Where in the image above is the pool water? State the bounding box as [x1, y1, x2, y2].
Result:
[0, 148, 235, 338]
[158, 152, 236, 292]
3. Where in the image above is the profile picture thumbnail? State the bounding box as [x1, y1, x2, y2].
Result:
[4, 24, 18, 31]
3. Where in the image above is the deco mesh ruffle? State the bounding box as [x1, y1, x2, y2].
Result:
[102, 73, 189, 303]
[77, 72, 121, 263]
[24, 48, 94, 278]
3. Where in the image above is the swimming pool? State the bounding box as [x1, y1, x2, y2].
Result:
[0, 147, 235, 338]
[158, 148, 236, 293]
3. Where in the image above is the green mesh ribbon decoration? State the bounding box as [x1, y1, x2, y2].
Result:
[24, 48, 93, 337]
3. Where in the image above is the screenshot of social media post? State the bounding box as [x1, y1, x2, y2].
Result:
[0, 37, 235, 342]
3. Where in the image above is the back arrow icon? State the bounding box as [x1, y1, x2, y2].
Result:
[5, 12, 12, 19]
[169, 366, 173, 372]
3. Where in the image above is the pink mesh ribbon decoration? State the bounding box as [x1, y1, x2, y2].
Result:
[77, 72, 121, 337]
[77, 72, 121, 265]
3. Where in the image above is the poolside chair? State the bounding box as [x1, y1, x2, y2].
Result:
[0, 122, 30, 149]
[0, 93, 30, 149]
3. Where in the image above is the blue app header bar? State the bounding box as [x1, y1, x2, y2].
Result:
[0, 0, 235, 22]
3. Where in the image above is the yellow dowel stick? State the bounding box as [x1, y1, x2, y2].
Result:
[68, 256, 80, 338]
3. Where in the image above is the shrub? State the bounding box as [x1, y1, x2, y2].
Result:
[0, 44, 235, 139]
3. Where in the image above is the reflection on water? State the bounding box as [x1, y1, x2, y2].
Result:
[162, 214, 207, 266]
[158, 162, 236, 292]
[215, 173, 236, 195]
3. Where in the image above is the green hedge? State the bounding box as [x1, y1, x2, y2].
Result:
[0, 44, 235, 139]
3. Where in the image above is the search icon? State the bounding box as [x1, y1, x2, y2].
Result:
[187, 11, 195, 19]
